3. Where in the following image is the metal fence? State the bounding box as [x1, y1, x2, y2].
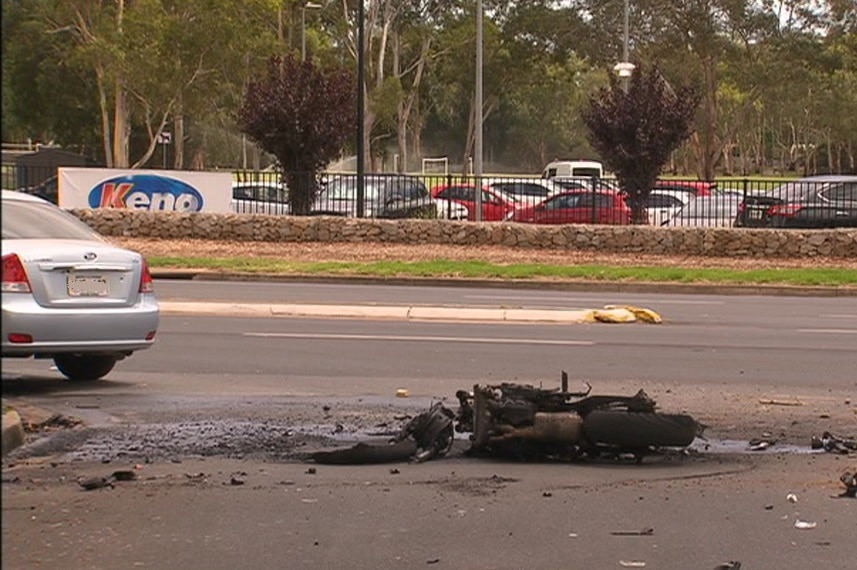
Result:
[4, 162, 855, 229]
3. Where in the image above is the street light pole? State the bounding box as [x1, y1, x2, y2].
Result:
[474, 0, 483, 222]
[613, 0, 634, 91]
[356, 0, 365, 217]
[301, 2, 322, 62]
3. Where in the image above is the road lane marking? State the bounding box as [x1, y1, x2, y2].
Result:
[244, 332, 594, 346]
[465, 294, 721, 305]
[818, 314, 857, 319]
[798, 329, 857, 334]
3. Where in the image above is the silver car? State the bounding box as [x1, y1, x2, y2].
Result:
[2, 190, 159, 380]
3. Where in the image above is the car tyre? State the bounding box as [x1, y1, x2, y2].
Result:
[582, 411, 698, 449]
[53, 354, 117, 381]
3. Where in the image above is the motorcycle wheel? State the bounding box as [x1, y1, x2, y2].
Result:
[582, 411, 698, 449]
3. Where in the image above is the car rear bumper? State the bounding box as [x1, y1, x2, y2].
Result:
[1, 293, 159, 357]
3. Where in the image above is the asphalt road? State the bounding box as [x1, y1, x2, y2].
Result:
[143, 280, 857, 390]
[3, 281, 856, 570]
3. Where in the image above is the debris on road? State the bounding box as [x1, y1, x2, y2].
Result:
[786, 493, 798, 503]
[838, 471, 856, 498]
[78, 476, 112, 491]
[111, 470, 137, 481]
[610, 528, 654, 536]
[619, 561, 646, 568]
[811, 431, 856, 454]
[794, 519, 817, 530]
[24, 413, 82, 433]
[758, 398, 803, 407]
[603, 305, 663, 324]
[713, 562, 741, 570]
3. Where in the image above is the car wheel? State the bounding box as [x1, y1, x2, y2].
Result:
[53, 354, 117, 381]
[582, 411, 699, 449]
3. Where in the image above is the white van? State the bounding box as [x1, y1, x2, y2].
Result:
[541, 160, 603, 180]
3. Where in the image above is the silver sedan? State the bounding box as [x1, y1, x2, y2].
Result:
[2, 191, 159, 380]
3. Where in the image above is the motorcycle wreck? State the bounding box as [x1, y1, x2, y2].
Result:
[310, 371, 701, 465]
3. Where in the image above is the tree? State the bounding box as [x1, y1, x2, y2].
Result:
[238, 54, 355, 215]
[581, 63, 700, 224]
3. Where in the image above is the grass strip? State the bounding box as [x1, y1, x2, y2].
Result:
[148, 256, 857, 287]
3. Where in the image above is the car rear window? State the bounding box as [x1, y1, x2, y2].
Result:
[2, 198, 105, 241]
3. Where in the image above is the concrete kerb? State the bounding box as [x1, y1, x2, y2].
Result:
[2, 409, 25, 457]
[158, 301, 606, 324]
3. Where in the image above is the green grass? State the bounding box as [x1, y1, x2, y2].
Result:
[149, 256, 857, 287]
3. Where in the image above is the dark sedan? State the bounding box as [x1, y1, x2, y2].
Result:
[734, 175, 857, 229]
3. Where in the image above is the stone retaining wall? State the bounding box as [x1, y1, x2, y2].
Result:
[72, 209, 857, 259]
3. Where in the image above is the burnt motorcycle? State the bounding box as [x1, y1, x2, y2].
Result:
[311, 371, 700, 465]
[453, 372, 701, 462]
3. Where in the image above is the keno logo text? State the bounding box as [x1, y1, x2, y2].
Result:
[88, 175, 204, 212]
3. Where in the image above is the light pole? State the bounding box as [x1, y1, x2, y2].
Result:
[474, 0, 483, 221]
[612, 0, 634, 91]
[301, 2, 322, 62]
[356, 0, 365, 217]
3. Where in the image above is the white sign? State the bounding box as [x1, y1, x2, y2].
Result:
[58, 167, 232, 213]
[157, 131, 172, 144]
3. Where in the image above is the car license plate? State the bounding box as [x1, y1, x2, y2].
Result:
[749, 209, 763, 220]
[67, 274, 109, 297]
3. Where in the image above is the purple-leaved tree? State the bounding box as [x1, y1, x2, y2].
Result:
[238, 55, 355, 215]
[581, 63, 700, 224]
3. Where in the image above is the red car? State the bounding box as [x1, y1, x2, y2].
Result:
[431, 184, 516, 221]
[506, 190, 632, 225]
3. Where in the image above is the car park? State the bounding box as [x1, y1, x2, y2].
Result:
[506, 189, 632, 225]
[2, 190, 159, 380]
[431, 183, 516, 221]
[232, 181, 291, 215]
[312, 174, 467, 220]
[734, 175, 857, 229]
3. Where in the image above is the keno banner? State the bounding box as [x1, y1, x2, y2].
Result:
[58, 168, 232, 213]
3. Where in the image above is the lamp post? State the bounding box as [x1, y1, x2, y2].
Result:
[356, 0, 365, 217]
[612, 0, 634, 91]
[301, 2, 322, 62]
[473, 0, 483, 221]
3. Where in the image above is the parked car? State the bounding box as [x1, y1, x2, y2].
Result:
[431, 183, 516, 221]
[483, 178, 566, 209]
[2, 190, 159, 380]
[551, 177, 621, 193]
[505, 189, 632, 225]
[734, 175, 857, 229]
[17, 175, 59, 204]
[646, 189, 693, 226]
[653, 180, 715, 198]
[313, 175, 467, 220]
[232, 181, 291, 215]
[662, 194, 743, 227]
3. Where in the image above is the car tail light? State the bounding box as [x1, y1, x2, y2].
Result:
[7, 333, 34, 344]
[2, 254, 32, 293]
[768, 204, 803, 217]
[139, 259, 155, 293]
[145, 331, 157, 341]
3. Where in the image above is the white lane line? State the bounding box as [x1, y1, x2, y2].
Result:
[464, 295, 721, 305]
[244, 332, 594, 346]
[818, 314, 857, 319]
[798, 329, 857, 334]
